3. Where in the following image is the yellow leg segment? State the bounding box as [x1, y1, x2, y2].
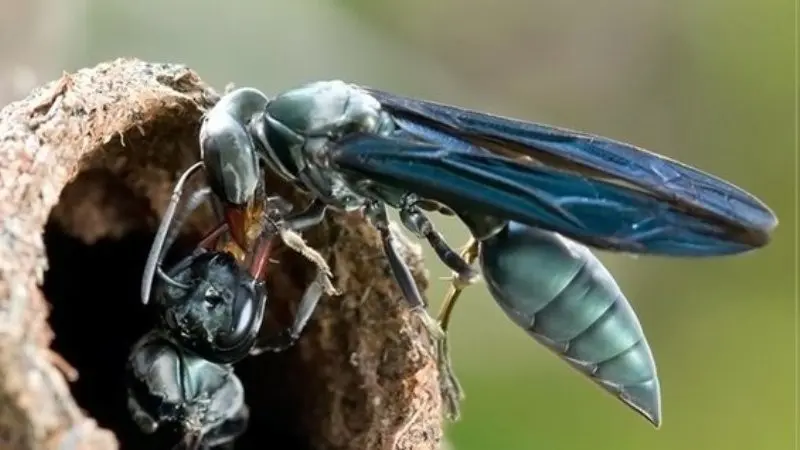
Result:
[434, 238, 480, 421]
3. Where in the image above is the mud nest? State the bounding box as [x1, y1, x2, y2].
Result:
[0, 58, 443, 450]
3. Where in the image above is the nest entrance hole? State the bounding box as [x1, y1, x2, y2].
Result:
[40, 120, 313, 450]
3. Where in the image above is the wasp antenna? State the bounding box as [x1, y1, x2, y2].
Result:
[141, 161, 204, 305]
[161, 186, 214, 264]
[156, 266, 192, 290]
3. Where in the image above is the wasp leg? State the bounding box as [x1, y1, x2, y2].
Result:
[257, 197, 336, 293]
[247, 197, 330, 284]
[435, 238, 481, 420]
[364, 202, 466, 419]
[249, 200, 334, 353]
[437, 238, 481, 329]
[277, 228, 335, 289]
[282, 198, 328, 231]
[365, 203, 430, 314]
[250, 268, 328, 354]
[397, 197, 482, 420]
[398, 198, 480, 286]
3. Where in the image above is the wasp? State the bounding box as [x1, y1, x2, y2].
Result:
[149, 81, 776, 424]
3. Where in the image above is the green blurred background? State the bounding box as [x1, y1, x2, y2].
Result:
[2, 0, 794, 448]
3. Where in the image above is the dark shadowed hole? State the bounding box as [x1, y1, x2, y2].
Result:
[42, 216, 312, 450]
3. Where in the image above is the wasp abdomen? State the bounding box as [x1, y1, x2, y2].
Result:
[480, 222, 661, 426]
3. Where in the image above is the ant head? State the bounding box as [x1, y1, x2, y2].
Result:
[155, 251, 267, 364]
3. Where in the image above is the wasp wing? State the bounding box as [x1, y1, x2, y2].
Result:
[332, 132, 764, 256]
[361, 87, 777, 243]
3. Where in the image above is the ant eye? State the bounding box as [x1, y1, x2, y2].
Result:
[204, 295, 223, 309]
[204, 287, 226, 309]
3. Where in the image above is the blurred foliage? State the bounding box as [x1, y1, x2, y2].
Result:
[32, 0, 798, 447]
[345, 1, 795, 449]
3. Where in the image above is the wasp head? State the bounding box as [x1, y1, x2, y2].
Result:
[200, 100, 265, 249]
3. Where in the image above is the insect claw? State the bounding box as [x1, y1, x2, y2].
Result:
[412, 307, 445, 341]
[438, 273, 481, 291]
[407, 304, 465, 420]
[434, 332, 464, 421]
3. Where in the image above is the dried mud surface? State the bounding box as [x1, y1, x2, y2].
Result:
[0, 58, 442, 450]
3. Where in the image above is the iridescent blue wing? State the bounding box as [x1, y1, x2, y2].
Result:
[331, 131, 768, 256]
[359, 87, 777, 244]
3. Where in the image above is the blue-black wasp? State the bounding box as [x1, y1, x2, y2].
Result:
[144, 80, 777, 426]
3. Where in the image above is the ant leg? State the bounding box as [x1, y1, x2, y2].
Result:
[141, 161, 204, 305]
[191, 195, 234, 251]
[202, 404, 249, 450]
[127, 390, 159, 435]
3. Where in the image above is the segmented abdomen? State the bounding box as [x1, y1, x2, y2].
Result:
[479, 222, 661, 426]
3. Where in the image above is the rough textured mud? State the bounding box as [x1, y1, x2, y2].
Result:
[0, 58, 442, 450]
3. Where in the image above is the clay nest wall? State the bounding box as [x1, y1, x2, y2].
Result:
[0, 58, 443, 450]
